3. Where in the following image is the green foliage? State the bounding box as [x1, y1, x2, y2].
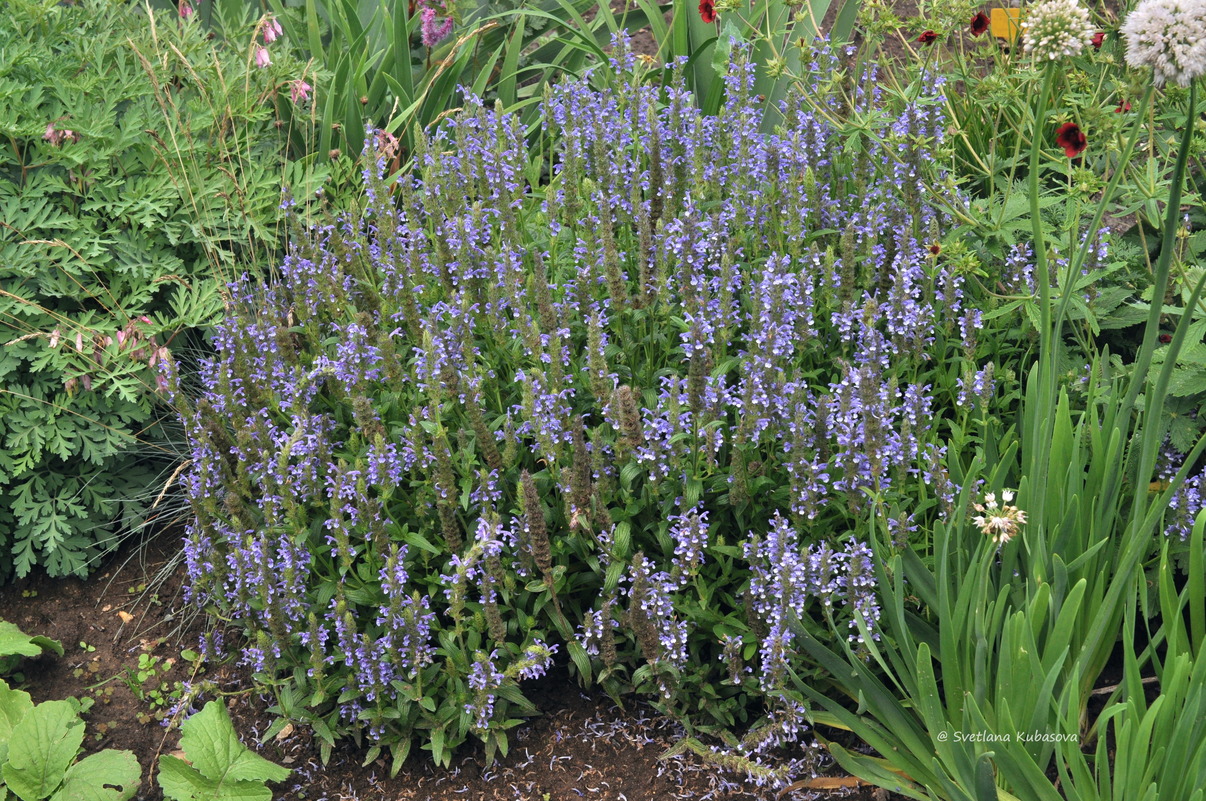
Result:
[157, 701, 290, 801]
[0, 0, 304, 579]
[0, 678, 140, 801]
[0, 621, 62, 678]
[245, 0, 670, 165]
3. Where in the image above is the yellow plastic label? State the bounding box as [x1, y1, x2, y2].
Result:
[990, 8, 1023, 42]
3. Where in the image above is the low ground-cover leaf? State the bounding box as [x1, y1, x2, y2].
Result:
[157, 702, 289, 801]
[0, 680, 35, 766]
[51, 750, 140, 801]
[2, 700, 84, 801]
[0, 621, 62, 669]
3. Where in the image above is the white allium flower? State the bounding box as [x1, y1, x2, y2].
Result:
[1121, 0, 1206, 87]
[1022, 0, 1097, 61]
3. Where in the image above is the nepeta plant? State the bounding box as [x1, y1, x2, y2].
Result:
[175, 39, 1012, 780]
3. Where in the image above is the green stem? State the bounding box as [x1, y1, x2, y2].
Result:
[1121, 82, 1198, 440]
[1025, 62, 1056, 526]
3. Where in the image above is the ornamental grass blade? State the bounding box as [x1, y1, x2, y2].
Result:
[824, 744, 932, 801]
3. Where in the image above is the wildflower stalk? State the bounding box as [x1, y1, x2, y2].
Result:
[1025, 63, 1058, 534]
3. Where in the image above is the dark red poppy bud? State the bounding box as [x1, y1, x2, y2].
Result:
[1091, 31, 1105, 50]
[970, 12, 990, 37]
[699, 0, 716, 23]
[1159, 334, 1173, 344]
[917, 30, 939, 45]
[1114, 101, 1131, 113]
[929, 244, 942, 255]
[1055, 122, 1087, 158]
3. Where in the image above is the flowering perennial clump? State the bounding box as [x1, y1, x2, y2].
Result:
[1022, 0, 1096, 61]
[173, 41, 1002, 778]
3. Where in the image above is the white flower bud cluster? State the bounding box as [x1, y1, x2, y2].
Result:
[1121, 0, 1206, 87]
[1022, 0, 1097, 61]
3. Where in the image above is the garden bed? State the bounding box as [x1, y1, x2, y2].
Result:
[0, 533, 899, 800]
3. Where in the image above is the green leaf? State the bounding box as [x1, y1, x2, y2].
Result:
[157, 702, 290, 801]
[51, 750, 140, 801]
[0, 679, 35, 766]
[2, 700, 84, 801]
[176, 703, 290, 786]
[0, 622, 61, 662]
[157, 756, 271, 801]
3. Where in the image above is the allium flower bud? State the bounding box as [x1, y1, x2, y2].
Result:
[972, 489, 1028, 545]
[1121, 0, 1206, 87]
[1022, 0, 1096, 61]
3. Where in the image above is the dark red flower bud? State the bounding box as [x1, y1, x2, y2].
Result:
[1159, 333, 1173, 344]
[917, 30, 939, 45]
[699, 0, 716, 23]
[1055, 122, 1087, 158]
[970, 12, 990, 37]
[929, 243, 942, 255]
[1091, 31, 1105, 50]
[1114, 100, 1131, 113]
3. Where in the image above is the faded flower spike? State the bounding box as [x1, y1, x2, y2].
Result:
[972, 489, 1028, 545]
[1022, 0, 1096, 61]
[1121, 0, 1206, 87]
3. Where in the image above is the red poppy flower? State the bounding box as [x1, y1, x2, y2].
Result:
[917, 30, 939, 45]
[1159, 333, 1173, 344]
[970, 12, 990, 37]
[1091, 31, 1105, 49]
[1114, 100, 1131, 113]
[699, 0, 716, 23]
[1055, 122, 1087, 158]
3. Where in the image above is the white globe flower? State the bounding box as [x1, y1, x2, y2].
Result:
[1121, 0, 1206, 87]
[1022, 0, 1097, 61]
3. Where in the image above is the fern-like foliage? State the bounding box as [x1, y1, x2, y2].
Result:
[0, 0, 306, 579]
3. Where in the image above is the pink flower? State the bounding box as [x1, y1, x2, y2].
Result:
[254, 46, 271, 68]
[263, 17, 283, 43]
[179, 1, 194, 18]
[290, 79, 313, 104]
[420, 7, 453, 47]
[42, 123, 77, 146]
